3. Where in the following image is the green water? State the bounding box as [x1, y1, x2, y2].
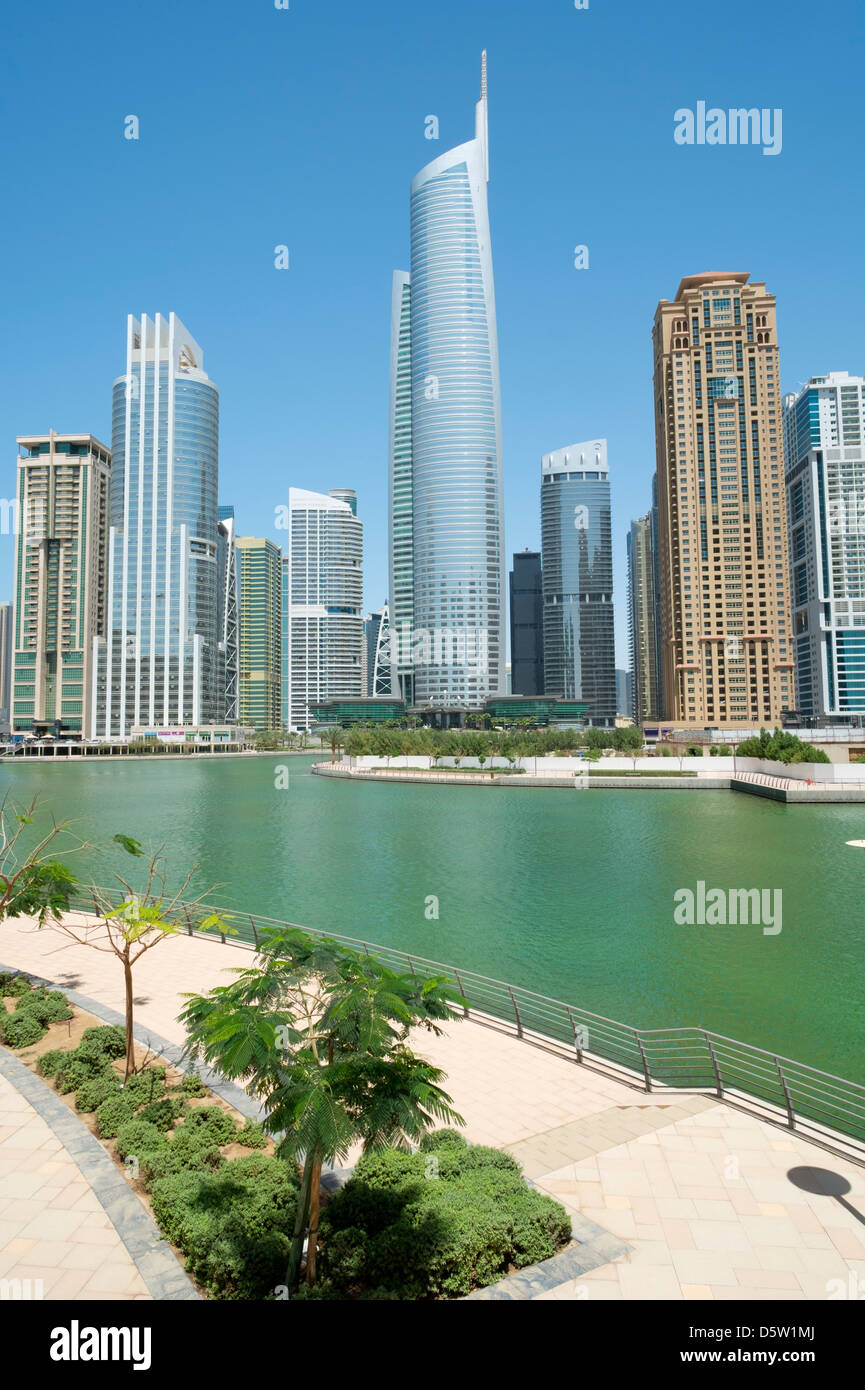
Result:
[1, 756, 864, 1082]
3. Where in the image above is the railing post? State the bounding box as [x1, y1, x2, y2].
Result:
[508, 986, 523, 1039]
[453, 971, 470, 1019]
[634, 1030, 652, 1092]
[775, 1056, 796, 1130]
[704, 1031, 724, 1098]
[566, 1006, 584, 1063]
[406, 956, 416, 977]
[249, 916, 259, 947]
[183, 906, 193, 937]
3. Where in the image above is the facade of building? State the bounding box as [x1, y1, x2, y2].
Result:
[615, 668, 634, 719]
[388, 52, 506, 707]
[653, 273, 793, 727]
[236, 536, 282, 731]
[627, 513, 661, 722]
[540, 440, 616, 726]
[784, 372, 865, 719]
[93, 313, 223, 737]
[509, 550, 544, 695]
[283, 488, 363, 732]
[12, 432, 110, 735]
[0, 602, 12, 733]
[217, 507, 239, 725]
[363, 604, 392, 696]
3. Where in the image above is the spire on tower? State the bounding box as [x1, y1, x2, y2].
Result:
[475, 50, 490, 183]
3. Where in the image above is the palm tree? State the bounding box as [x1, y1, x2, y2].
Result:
[179, 928, 464, 1290]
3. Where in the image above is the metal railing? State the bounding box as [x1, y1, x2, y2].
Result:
[66, 885, 865, 1159]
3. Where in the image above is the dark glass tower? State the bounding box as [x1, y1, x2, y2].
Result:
[509, 551, 543, 695]
[541, 440, 616, 726]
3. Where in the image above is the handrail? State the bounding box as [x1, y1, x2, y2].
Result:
[65, 884, 865, 1159]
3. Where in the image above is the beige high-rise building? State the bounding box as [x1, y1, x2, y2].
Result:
[653, 273, 794, 728]
[12, 432, 110, 737]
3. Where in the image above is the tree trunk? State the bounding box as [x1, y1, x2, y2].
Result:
[305, 1151, 322, 1285]
[123, 953, 134, 1081]
[285, 1152, 314, 1292]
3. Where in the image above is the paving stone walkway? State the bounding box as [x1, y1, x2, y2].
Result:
[4, 914, 865, 1301]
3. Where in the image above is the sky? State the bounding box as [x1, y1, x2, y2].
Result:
[0, 0, 862, 667]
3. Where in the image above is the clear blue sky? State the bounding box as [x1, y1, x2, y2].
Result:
[1, 0, 862, 667]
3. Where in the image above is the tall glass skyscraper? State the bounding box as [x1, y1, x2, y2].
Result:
[283, 488, 363, 732]
[94, 313, 221, 735]
[784, 372, 865, 720]
[388, 52, 505, 706]
[541, 440, 616, 725]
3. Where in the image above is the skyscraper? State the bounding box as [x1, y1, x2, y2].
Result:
[236, 537, 281, 731]
[217, 507, 239, 725]
[627, 514, 661, 722]
[653, 274, 793, 727]
[541, 440, 616, 726]
[363, 605, 392, 696]
[283, 488, 363, 731]
[784, 372, 865, 720]
[0, 602, 11, 734]
[94, 313, 222, 736]
[388, 52, 505, 706]
[509, 550, 543, 695]
[13, 432, 110, 736]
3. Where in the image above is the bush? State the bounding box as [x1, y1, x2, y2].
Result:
[177, 1105, 237, 1147]
[54, 1051, 112, 1094]
[79, 1025, 126, 1059]
[13, 989, 73, 1026]
[121, 1067, 166, 1106]
[115, 1120, 169, 1163]
[236, 1118, 267, 1150]
[5, 974, 33, 997]
[321, 1144, 571, 1299]
[0, 971, 15, 993]
[138, 1097, 186, 1131]
[1, 1011, 46, 1048]
[37, 1048, 69, 1078]
[180, 1072, 207, 1098]
[75, 1073, 122, 1113]
[95, 1094, 137, 1139]
[149, 1154, 300, 1299]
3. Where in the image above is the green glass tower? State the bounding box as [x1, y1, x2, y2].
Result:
[236, 537, 282, 731]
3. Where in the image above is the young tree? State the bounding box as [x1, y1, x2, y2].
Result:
[54, 841, 231, 1080]
[180, 928, 464, 1290]
[0, 795, 81, 926]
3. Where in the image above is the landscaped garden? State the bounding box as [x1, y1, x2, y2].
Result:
[0, 957, 572, 1300]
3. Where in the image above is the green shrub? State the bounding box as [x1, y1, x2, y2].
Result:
[6, 974, 33, 997]
[120, 1067, 166, 1106]
[79, 1025, 126, 1059]
[180, 1072, 207, 1098]
[54, 1051, 112, 1094]
[1, 1011, 46, 1048]
[75, 1072, 122, 1113]
[236, 1118, 267, 1150]
[37, 1048, 69, 1078]
[138, 1097, 186, 1131]
[177, 1105, 237, 1147]
[321, 1145, 571, 1299]
[115, 1120, 169, 1163]
[95, 1094, 137, 1139]
[0, 971, 15, 993]
[149, 1154, 300, 1299]
[13, 989, 73, 1025]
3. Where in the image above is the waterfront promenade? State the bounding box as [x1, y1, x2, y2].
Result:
[3, 915, 865, 1300]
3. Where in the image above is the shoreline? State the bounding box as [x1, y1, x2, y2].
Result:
[312, 762, 865, 802]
